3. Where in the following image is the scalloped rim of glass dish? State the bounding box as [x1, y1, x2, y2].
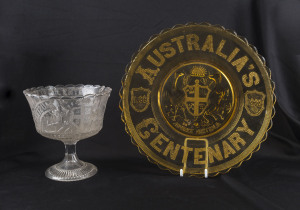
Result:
[23, 84, 112, 99]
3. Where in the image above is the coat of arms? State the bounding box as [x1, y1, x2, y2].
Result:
[130, 87, 151, 112]
[183, 79, 211, 117]
[245, 90, 266, 116]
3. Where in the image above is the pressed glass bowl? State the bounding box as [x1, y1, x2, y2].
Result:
[24, 84, 112, 181]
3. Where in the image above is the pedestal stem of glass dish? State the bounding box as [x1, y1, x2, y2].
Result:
[45, 141, 98, 181]
[64, 143, 78, 162]
[62, 142, 84, 170]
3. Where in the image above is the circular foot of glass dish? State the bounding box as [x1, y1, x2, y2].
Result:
[45, 161, 97, 182]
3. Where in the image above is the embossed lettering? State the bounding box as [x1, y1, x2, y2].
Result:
[150, 133, 169, 152]
[194, 147, 206, 165]
[159, 42, 176, 58]
[228, 132, 246, 151]
[208, 144, 223, 163]
[227, 47, 240, 62]
[202, 35, 214, 53]
[147, 49, 165, 67]
[231, 56, 249, 72]
[186, 34, 200, 51]
[171, 36, 185, 53]
[135, 65, 160, 85]
[163, 140, 181, 160]
[222, 140, 236, 158]
[236, 118, 254, 136]
[216, 39, 228, 59]
[181, 146, 193, 164]
[242, 72, 260, 87]
[136, 118, 159, 139]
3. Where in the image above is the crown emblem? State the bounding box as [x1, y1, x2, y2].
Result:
[191, 66, 207, 77]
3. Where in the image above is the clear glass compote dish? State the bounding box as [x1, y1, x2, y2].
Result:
[23, 84, 112, 181]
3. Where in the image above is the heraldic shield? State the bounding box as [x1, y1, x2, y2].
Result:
[130, 87, 151, 112]
[245, 90, 266, 116]
[183, 79, 211, 117]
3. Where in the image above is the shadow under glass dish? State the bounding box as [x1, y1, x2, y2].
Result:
[24, 84, 112, 182]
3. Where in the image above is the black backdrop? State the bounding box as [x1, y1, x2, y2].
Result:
[1, 0, 300, 209]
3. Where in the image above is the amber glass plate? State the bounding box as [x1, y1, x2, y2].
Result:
[120, 23, 275, 177]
